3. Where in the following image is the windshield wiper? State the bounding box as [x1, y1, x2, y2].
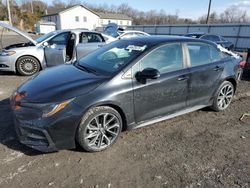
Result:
[77, 63, 97, 73]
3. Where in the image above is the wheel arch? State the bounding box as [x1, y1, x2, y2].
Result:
[224, 77, 237, 92]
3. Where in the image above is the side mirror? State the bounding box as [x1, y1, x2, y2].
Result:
[43, 41, 49, 47]
[135, 68, 160, 82]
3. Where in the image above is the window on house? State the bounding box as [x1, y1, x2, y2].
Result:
[127, 21, 130, 25]
[83, 16, 87, 22]
[75, 16, 79, 22]
[120, 21, 123, 25]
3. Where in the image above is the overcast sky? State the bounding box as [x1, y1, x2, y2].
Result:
[31, 0, 250, 19]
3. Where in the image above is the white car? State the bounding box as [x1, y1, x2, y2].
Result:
[102, 23, 150, 43]
[0, 22, 106, 76]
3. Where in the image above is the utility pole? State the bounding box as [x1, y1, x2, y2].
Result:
[206, 0, 212, 24]
[6, 0, 12, 25]
[31, 0, 34, 14]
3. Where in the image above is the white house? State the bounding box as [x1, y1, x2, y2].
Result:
[35, 21, 56, 34]
[40, 5, 132, 33]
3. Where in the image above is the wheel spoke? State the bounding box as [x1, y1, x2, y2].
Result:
[103, 113, 109, 126]
[87, 124, 99, 131]
[97, 134, 104, 148]
[106, 129, 118, 136]
[107, 123, 119, 131]
[88, 134, 100, 146]
[105, 116, 115, 126]
[85, 131, 99, 139]
[103, 134, 111, 145]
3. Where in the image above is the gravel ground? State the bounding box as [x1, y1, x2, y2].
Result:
[0, 35, 250, 187]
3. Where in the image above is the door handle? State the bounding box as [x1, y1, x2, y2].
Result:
[177, 75, 189, 81]
[98, 45, 104, 47]
[213, 66, 223, 71]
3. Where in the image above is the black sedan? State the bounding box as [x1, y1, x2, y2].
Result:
[184, 33, 234, 50]
[12, 36, 241, 152]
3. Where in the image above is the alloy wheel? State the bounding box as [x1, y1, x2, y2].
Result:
[217, 84, 234, 110]
[84, 113, 121, 150]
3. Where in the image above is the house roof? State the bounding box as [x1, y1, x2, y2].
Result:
[41, 4, 132, 21]
[41, 5, 99, 17]
[95, 12, 132, 21]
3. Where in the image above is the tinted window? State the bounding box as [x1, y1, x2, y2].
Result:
[86, 33, 103, 43]
[140, 43, 183, 74]
[201, 35, 220, 42]
[210, 47, 222, 62]
[80, 33, 103, 43]
[49, 32, 69, 45]
[188, 43, 211, 66]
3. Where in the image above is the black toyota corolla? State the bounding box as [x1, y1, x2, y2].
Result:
[11, 36, 241, 152]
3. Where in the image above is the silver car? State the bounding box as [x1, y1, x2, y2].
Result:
[0, 23, 106, 76]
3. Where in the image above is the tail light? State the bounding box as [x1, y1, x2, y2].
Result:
[239, 61, 246, 68]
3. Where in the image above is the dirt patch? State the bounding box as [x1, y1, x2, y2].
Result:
[0, 72, 250, 187]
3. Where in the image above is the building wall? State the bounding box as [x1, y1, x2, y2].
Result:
[59, 6, 99, 30]
[41, 15, 60, 30]
[37, 24, 56, 34]
[99, 19, 132, 27]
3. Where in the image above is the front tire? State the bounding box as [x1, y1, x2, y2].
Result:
[211, 81, 234, 111]
[77, 106, 122, 152]
[16, 56, 40, 76]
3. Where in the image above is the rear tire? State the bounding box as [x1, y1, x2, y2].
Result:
[211, 81, 234, 111]
[16, 56, 40, 76]
[77, 106, 122, 152]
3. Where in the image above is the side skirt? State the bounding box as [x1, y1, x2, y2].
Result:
[132, 105, 207, 130]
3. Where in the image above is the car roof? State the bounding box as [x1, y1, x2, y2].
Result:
[123, 35, 218, 47]
[54, 29, 101, 34]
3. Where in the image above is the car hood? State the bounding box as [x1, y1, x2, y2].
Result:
[0, 22, 37, 45]
[16, 64, 108, 103]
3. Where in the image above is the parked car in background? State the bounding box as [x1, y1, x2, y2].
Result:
[12, 36, 242, 153]
[0, 22, 105, 76]
[102, 23, 150, 43]
[184, 32, 234, 50]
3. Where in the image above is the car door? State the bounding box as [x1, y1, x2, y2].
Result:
[76, 32, 105, 60]
[44, 32, 70, 67]
[186, 42, 225, 107]
[132, 43, 189, 123]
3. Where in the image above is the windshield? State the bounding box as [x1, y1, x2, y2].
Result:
[35, 31, 57, 43]
[78, 40, 148, 74]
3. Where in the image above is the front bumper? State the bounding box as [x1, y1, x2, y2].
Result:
[13, 106, 82, 153]
[0, 55, 16, 72]
[14, 118, 57, 152]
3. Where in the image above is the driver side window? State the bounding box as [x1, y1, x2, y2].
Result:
[139, 43, 183, 74]
[49, 32, 69, 45]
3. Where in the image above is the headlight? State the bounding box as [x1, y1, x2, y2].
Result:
[18, 98, 75, 117]
[42, 98, 75, 118]
[0, 50, 16, 56]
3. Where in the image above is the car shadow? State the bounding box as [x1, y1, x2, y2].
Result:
[0, 98, 43, 156]
[241, 69, 250, 81]
[0, 71, 17, 76]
